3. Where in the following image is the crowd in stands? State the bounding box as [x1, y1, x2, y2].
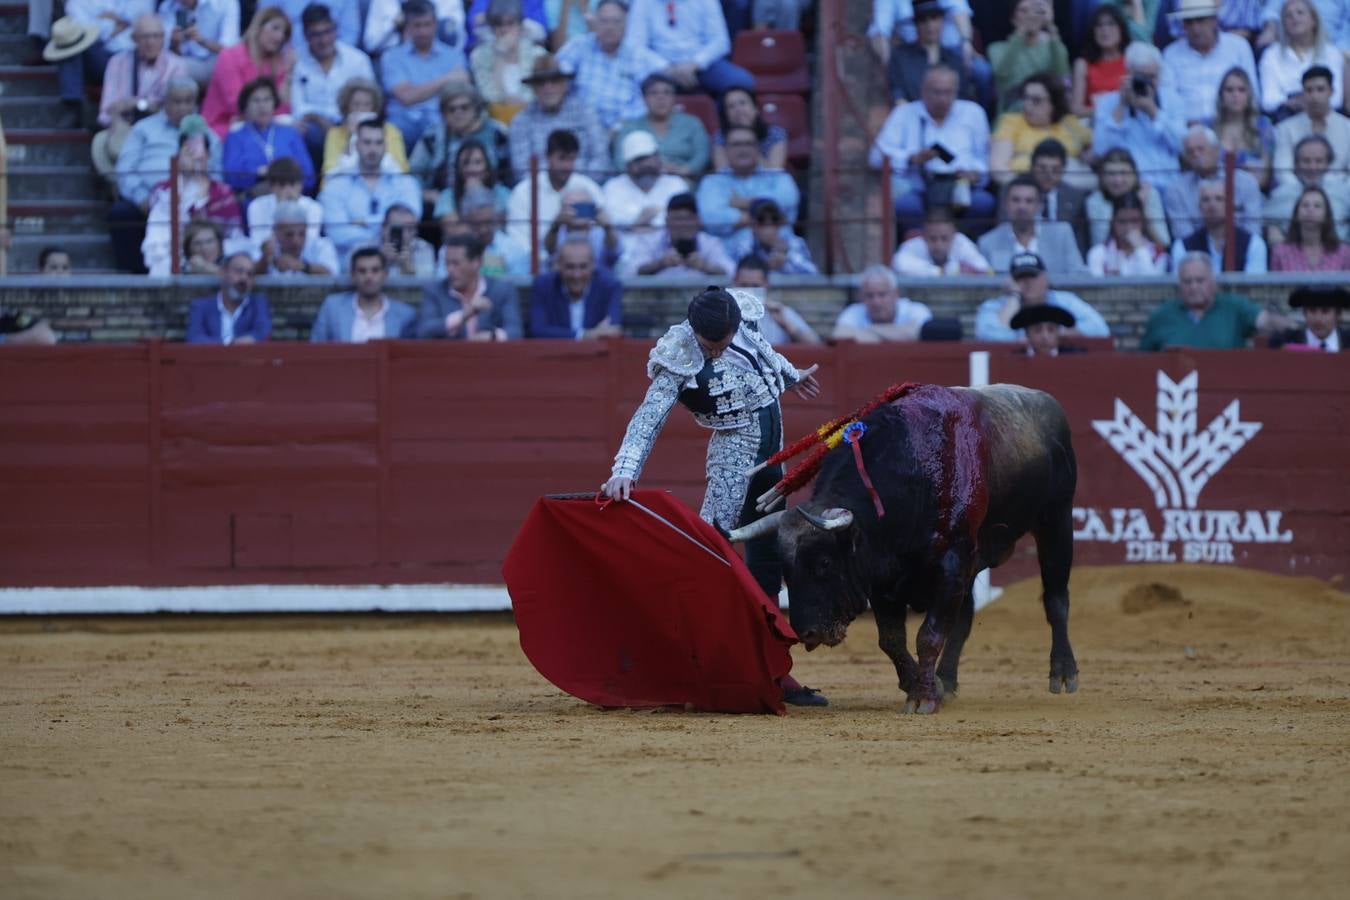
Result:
[7, 0, 1350, 352]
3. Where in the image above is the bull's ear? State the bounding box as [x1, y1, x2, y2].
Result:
[797, 507, 854, 532]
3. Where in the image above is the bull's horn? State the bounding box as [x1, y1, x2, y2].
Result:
[726, 510, 788, 543]
[797, 507, 854, 531]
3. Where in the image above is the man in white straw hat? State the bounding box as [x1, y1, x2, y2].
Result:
[47, 2, 155, 128]
[1161, 0, 1259, 125]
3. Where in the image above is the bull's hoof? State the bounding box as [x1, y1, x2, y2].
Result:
[902, 694, 941, 715]
[1048, 673, 1079, 694]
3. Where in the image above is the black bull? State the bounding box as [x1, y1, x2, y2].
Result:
[729, 384, 1079, 714]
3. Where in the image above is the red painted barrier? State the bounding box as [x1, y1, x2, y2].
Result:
[2, 341, 1347, 587]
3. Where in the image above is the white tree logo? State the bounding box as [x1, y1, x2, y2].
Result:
[1092, 371, 1261, 510]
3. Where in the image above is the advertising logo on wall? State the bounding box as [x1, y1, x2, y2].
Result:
[1072, 371, 1293, 563]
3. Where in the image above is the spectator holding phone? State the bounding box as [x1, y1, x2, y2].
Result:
[620, 192, 733, 277]
[380, 204, 438, 277]
[1091, 42, 1187, 196]
[159, 0, 240, 83]
[506, 129, 604, 262]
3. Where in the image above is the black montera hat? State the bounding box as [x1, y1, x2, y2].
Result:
[1288, 286, 1350, 309]
[1010, 304, 1076, 330]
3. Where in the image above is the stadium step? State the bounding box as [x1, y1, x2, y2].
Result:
[4, 128, 94, 167]
[0, 95, 76, 129]
[0, 65, 60, 97]
[7, 165, 104, 202]
[0, 32, 32, 66]
[8, 232, 116, 271]
[0, 4, 28, 35]
[9, 200, 113, 235]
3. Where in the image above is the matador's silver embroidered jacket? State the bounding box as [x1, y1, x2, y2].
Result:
[610, 293, 805, 528]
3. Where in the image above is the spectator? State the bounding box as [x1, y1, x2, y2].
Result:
[620, 192, 733, 276]
[1028, 139, 1089, 251]
[1091, 42, 1187, 196]
[1107, 0, 1165, 45]
[974, 251, 1109, 341]
[1214, 67, 1276, 191]
[201, 6, 294, 138]
[888, 0, 973, 107]
[92, 15, 188, 179]
[275, 0, 360, 50]
[310, 248, 418, 343]
[1140, 252, 1291, 350]
[723, 199, 818, 275]
[109, 79, 220, 273]
[1009, 304, 1083, 356]
[470, 0, 549, 123]
[453, 186, 532, 277]
[712, 89, 788, 172]
[506, 129, 605, 259]
[696, 125, 800, 243]
[292, 4, 375, 169]
[1085, 147, 1172, 248]
[1087, 192, 1172, 275]
[381, 0, 470, 148]
[410, 84, 512, 214]
[246, 157, 325, 255]
[869, 0, 993, 110]
[1161, 0, 1258, 126]
[464, 0, 548, 49]
[832, 264, 933, 343]
[319, 117, 425, 262]
[222, 77, 315, 200]
[625, 0, 753, 95]
[257, 200, 340, 275]
[508, 54, 611, 182]
[1164, 126, 1264, 236]
[1272, 66, 1350, 187]
[142, 125, 243, 276]
[365, 0, 466, 54]
[731, 256, 822, 345]
[556, 1, 667, 134]
[380, 204, 439, 277]
[321, 80, 411, 183]
[547, 0, 602, 49]
[1170, 179, 1269, 273]
[977, 174, 1087, 274]
[870, 65, 995, 233]
[1216, 0, 1268, 36]
[1270, 285, 1350, 351]
[185, 251, 272, 344]
[611, 73, 710, 178]
[434, 139, 513, 224]
[987, 0, 1069, 114]
[602, 131, 690, 237]
[528, 238, 624, 338]
[181, 220, 225, 275]
[891, 205, 993, 276]
[38, 246, 73, 275]
[48, 4, 154, 128]
[1257, 0, 1350, 52]
[1071, 3, 1129, 118]
[990, 76, 1093, 191]
[543, 188, 622, 269]
[159, 0, 240, 83]
[1265, 135, 1350, 244]
[417, 234, 524, 340]
[1258, 0, 1343, 120]
[1271, 186, 1350, 270]
[0, 311, 58, 345]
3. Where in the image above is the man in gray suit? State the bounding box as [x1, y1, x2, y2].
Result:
[977, 174, 1087, 275]
[1030, 138, 1088, 254]
[310, 247, 417, 343]
[416, 234, 523, 341]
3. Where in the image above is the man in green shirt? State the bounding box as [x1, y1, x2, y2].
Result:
[1139, 252, 1292, 351]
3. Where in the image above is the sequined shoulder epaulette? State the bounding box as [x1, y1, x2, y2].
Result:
[647, 321, 703, 378]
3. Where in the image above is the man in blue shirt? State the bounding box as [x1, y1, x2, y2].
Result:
[556, 0, 668, 131]
[380, 0, 469, 147]
[1092, 42, 1186, 197]
[528, 238, 624, 339]
[275, 0, 359, 50]
[624, 0, 753, 95]
[696, 125, 800, 247]
[974, 252, 1109, 342]
[319, 117, 424, 263]
[185, 252, 273, 344]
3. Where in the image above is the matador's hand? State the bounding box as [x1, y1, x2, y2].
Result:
[791, 364, 821, 400]
[602, 476, 633, 501]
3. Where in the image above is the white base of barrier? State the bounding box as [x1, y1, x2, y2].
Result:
[0, 584, 514, 615]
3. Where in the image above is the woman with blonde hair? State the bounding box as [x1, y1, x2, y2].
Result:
[1213, 68, 1275, 191]
[1257, 0, 1343, 120]
[201, 6, 295, 137]
[320, 78, 410, 181]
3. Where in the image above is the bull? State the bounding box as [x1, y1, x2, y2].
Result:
[728, 384, 1078, 714]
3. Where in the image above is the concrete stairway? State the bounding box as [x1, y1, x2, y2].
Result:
[1, 3, 117, 272]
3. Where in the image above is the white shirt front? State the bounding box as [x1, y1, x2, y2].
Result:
[216, 293, 248, 345]
[247, 194, 325, 253]
[834, 298, 934, 332]
[891, 233, 992, 277]
[1307, 328, 1341, 352]
[506, 171, 604, 259]
[351, 295, 389, 343]
[602, 173, 689, 231]
[293, 42, 376, 123]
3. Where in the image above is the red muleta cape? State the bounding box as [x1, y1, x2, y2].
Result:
[503, 490, 797, 714]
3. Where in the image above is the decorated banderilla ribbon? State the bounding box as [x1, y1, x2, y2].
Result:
[842, 421, 885, 518]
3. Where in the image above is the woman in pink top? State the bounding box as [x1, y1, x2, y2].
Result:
[1271, 186, 1350, 272]
[202, 6, 295, 137]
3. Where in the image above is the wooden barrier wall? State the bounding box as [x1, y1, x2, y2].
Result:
[2, 341, 1347, 587]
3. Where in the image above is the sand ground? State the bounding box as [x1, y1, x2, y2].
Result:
[3, 564, 1350, 900]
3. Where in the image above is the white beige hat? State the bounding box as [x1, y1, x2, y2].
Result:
[43, 16, 100, 62]
[1171, 0, 1221, 21]
[620, 130, 660, 166]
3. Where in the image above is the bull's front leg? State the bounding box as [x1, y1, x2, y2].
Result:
[907, 550, 971, 714]
[871, 598, 918, 696]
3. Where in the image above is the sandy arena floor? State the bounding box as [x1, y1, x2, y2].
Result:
[3, 564, 1350, 900]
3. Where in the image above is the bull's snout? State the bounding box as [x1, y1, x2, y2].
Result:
[796, 624, 848, 651]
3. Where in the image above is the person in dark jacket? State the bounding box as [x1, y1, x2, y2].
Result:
[185, 252, 272, 344]
[528, 238, 624, 339]
[416, 234, 523, 340]
[1270, 285, 1350, 352]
